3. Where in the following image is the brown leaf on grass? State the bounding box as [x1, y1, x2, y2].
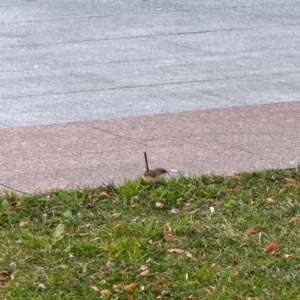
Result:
[235, 186, 244, 191]
[131, 203, 138, 208]
[190, 280, 198, 285]
[205, 198, 214, 204]
[100, 289, 112, 296]
[285, 178, 297, 184]
[211, 263, 221, 269]
[124, 282, 137, 290]
[155, 202, 164, 208]
[200, 251, 208, 257]
[236, 294, 243, 299]
[69, 277, 79, 283]
[140, 269, 149, 276]
[164, 232, 177, 241]
[10, 274, 16, 281]
[186, 296, 198, 300]
[140, 265, 148, 271]
[285, 254, 294, 260]
[0, 279, 5, 289]
[247, 225, 257, 234]
[100, 265, 109, 273]
[0, 270, 8, 277]
[19, 221, 28, 227]
[113, 283, 123, 289]
[229, 171, 240, 177]
[289, 217, 297, 222]
[169, 208, 180, 214]
[78, 233, 89, 237]
[267, 197, 275, 203]
[185, 251, 195, 259]
[11, 201, 23, 210]
[91, 286, 100, 292]
[248, 297, 259, 300]
[126, 229, 134, 237]
[149, 239, 161, 245]
[167, 248, 184, 254]
[60, 264, 69, 270]
[156, 277, 168, 284]
[127, 295, 135, 300]
[110, 212, 122, 219]
[100, 191, 110, 198]
[209, 285, 216, 291]
[264, 240, 278, 253]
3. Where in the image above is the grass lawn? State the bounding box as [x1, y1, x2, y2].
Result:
[1, 169, 300, 299]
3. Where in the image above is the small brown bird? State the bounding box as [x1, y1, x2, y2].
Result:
[143, 168, 168, 182]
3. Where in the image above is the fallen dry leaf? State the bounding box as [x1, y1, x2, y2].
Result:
[247, 225, 257, 234]
[167, 248, 184, 254]
[211, 263, 221, 269]
[229, 171, 240, 177]
[285, 254, 294, 260]
[185, 251, 195, 259]
[19, 221, 28, 227]
[10, 274, 16, 281]
[285, 178, 296, 184]
[235, 185, 244, 191]
[100, 265, 109, 273]
[91, 285, 100, 292]
[124, 282, 137, 291]
[126, 229, 134, 237]
[149, 239, 161, 245]
[289, 217, 297, 222]
[205, 198, 214, 204]
[131, 203, 138, 208]
[155, 202, 164, 208]
[156, 277, 168, 284]
[267, 197, 275, 203]
[164, 232, 177, 241]
[138, 265, 146, 271]
[38, 283, 46, 289]
[113, 283, 123, 289]
[264, 240, 278, 253]
[78, 233, 89, 237]
[0, 270, 8, 277]
[69, 277, 79, 283]
[127, 295, 135, 300]
[248, 297, 259, 300]
[100, 191, 110, 198]
[169, 208, 180, 214]
[110, 212, 122, 219]
[100, 289, 112, 296]
[190, 280, 199, 285]
[186, 296, 198, 300]
[60, 264, 69, 270]
[140, 269, 149, 276]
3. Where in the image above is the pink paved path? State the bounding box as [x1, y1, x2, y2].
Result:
[1, 101, 299, 194]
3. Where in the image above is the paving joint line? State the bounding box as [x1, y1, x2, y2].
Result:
[1, 70, 300, 101]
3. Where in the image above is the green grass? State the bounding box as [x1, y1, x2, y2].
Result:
[1, 169, 300, 299]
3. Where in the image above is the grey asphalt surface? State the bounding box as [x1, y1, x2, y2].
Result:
[1, 0, 300, 128]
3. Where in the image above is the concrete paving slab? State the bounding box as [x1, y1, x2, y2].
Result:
[0, 102, 299, 193]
